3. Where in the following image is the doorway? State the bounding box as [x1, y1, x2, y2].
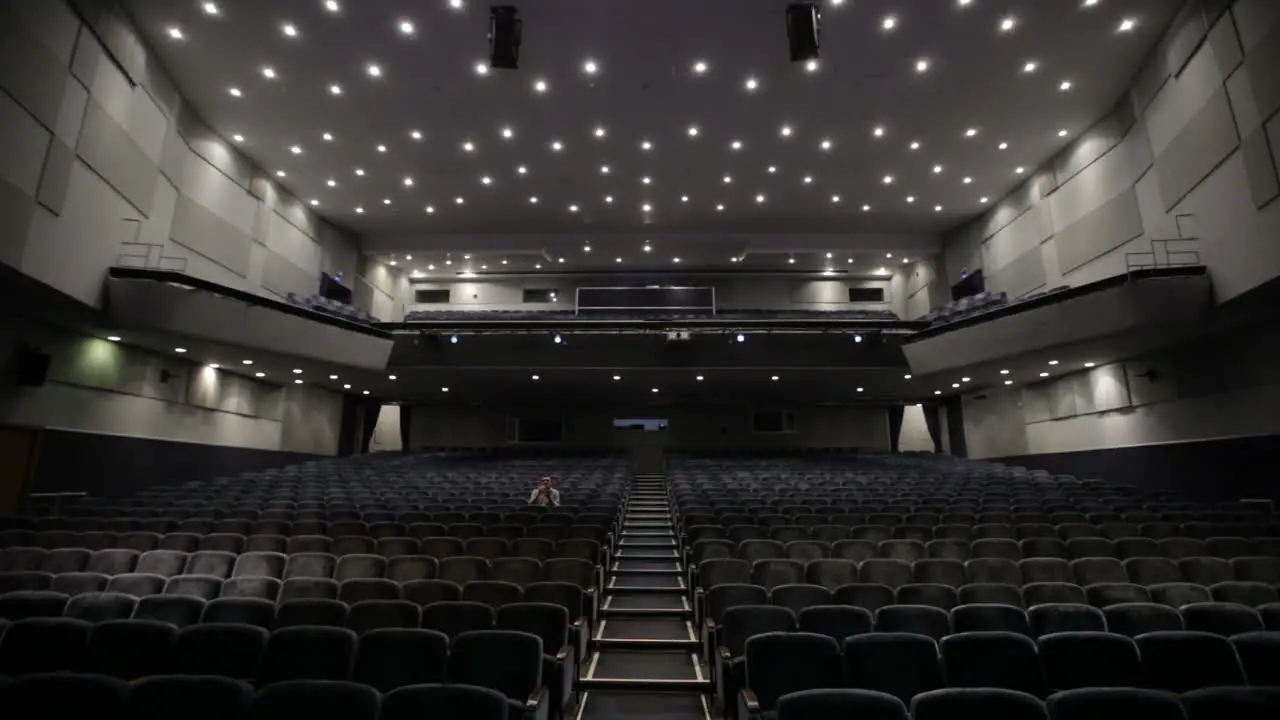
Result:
[614, 419, 669, 474]
[0, 426, 42, 514]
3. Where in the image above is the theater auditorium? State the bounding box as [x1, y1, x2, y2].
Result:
[1, 0, 1279, 718]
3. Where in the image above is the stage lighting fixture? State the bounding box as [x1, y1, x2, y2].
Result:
[785, 3, 821, 63]
[488, 6, 522, 70]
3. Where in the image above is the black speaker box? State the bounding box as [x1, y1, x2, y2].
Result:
[13, 343, 52, 387]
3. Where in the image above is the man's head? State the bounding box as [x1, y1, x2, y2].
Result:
[541, 476, 553, 489]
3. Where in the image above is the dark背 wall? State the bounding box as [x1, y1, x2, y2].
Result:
[990, 433, 1280, 502]
[31, 429, 323, 498]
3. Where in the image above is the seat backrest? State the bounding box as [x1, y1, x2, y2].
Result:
[745, 631, 843, 711]
[941, 631, 1045, 696]
[447, 629, 543, 703]
[1038, 631, 1143, 692]
[842, 633, 944, 705]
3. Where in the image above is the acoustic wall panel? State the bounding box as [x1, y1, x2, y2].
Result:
[36, 139, 74, 214]
[261, 249, 316, 299]
[0, 178, 34, 267]
[0, 88, 52, 195]
[989, 246, 1047, 299]
[179, 149, 258, 236]
[1146, 38, 1231, 158]
[0, 19, 68, 129]
[87, 50, 168, 163]
[1053, 102, 1137, 186]
[53, 75, 88, 145]
[1207, 12, 1244, 75]
[76, 100, 159, 216]
[170, 194, 253, 277]
[1241, 127, 1280, 207]
[1056, 189, 1146, 274]
[1154, 89, 1239, 210]
[1241, 21, 1280, 123]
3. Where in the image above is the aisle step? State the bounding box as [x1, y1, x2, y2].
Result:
[579, 650, 711, 692]
[607, 575, 684, 592]
[594, 618, 700, 650]
[602, 593, 691, 618]
[611, 560, 682, 575]
[577, 691, 710, 720]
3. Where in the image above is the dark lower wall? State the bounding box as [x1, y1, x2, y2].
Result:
[32, 429, 323, 499]
[990, 434, 1280, 502]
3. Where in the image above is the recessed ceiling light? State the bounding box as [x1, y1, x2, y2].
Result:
[167, 26, 184, 40]
[425, 205, 435, 213]
[692, 59, 708, 74]
[722, 174, 732, 184]
[952, 383, 960, 388]
[481, 176, 492, 185]
[820, 138, 832, 150]
[696, 375, 704, 381]
[731, 140, 743, 150]
[980, 196, 990, 203]
[174, 347, 187, 353]
[641, 176, 652, 185]
[383, 198, 392, 205]
[257, 372, 267, 378]
[881, 15, 898, 31]
[202, 2, 219, 15]
[448, 0, 463, 8]
[516, 165, 527, 174]
[1118, 18, 1136, 32]
[228, 87, 242, 97]
[906, 196, 915, 203]
[1084, 362, 1096, 368]
[292, 368, 303, 374]
[862, 204, 871, 211]
[1023, 60, 1039, 73]
[964, 127, 978, 137]
[744, 76, 759, 91]
[780, 124, 793, 137]
[1040, 372, 1050, 377]
[569, 204, 579, 213]
[915, 58, 930, 73]
[289, 145, 302, 155]
[857, 387, 865, 393]
[615, 257, 623, 263]
[687, 125, 699, 137]
[613, 374, 622, 380]
[1000, 16, 1016, 32]
[533, 79, 548, 93]
[599, 165, 610, 175]
[550, 140, 563, 151]
[280, 22, 298, 38]
[716, 204, 724, 211]
[322, 132, 334, 141]
[593, 126, 606, 138]
[529, 196, 538, 204]
[672, 257, 681, 263]
[998, 141, 1009, 150]
[962, 176, 972, 184]
[642, 203, 652, 212]
[1004, 380, 1013, 385]
[462, 141, 475, 152]
[872, 125, 885, 137]
[604, 195, 613, 203]
[354, 168, 365, 176]
[755, 194, 765, 203]
[583, 58, 599, 74]
[403, 177, 414, 187]
[309, 199, 319, 207]
[455, 197, 465, 205]
[398, 19, 416, 35]
[475, 62, 490, 76]
[882, 175, 894, 185]
[376, 144, 387, 153]
[643, 243, 652, 252]
[771, 375, 779, 381]
[242, 359, 253, 365]
[501, 126, 514, 139]
[680, 195, 689, 202]
[804, 59, 819, 72]
[957, 0, 972, 7]
[909, 141, 921, 150]
[640, 140, 653, 151]
[1058, 129, 1069, 137]
[1083, 0, 1098, 6]
[933, 164, 943, 174]
[1048, 360, 1059, 365]
[362, 390, 369, 395]
[232, 134, 244, 143]
[324, 0, 339, 12]
[831, 195, 841, 203]
[767, 165, 777, 173]
[802, 175, 813, 184]
[328, 83, 342, 95]
[1059, 80, 1073, 91]
[934, 204, 943, 212]
[261, 66, 276, 79]
[106, 335, 121, 342]
[1015, 166, 1026, 174]
[366, 63, 382, 78]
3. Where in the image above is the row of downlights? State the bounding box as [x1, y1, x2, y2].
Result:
[104, 335, 373, 395]
[927, 360, 1097, 395]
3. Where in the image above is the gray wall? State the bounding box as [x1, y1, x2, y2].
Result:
[404, 275, 901, 316]
[962, 320, 1280, 458]
[408, 405, 892, 451]
[0, 0, 362, 309]
[942, 0, 1280, 305]
[0, 316, 344, 456]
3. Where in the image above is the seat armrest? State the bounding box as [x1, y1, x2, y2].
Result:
[525, 686, 547, 712]
[556, 644, 570, 661]
[741, 689, 761, 714]
[717, 645, 731, 662]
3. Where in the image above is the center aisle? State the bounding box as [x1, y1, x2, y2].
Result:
[577, 473, 712, 720]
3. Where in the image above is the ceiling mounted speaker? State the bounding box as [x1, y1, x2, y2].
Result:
[489, 6, 522, 70]
[786, 3, 821, 63]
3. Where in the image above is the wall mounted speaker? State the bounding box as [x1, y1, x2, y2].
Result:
[786, 3, 821, 63]
[13, 343, 51, 387]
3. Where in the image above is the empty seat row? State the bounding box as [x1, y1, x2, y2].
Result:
[695, 556, 1280, 594]
[2, 676, 517, 720]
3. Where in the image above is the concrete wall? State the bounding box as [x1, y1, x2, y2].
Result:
[407, 405, 893, 451]
[403, 275, 900, 316]
[942, 0, 1280, 305]
[0, 0, 366, 309]
[961, 319, 1280, 459]
[0, 315, 344, 456]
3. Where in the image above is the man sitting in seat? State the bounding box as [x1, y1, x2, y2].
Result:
[528, 476, 561, 507]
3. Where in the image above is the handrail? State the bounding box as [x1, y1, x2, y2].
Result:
[1125, 237, 1201, 276]
[27, 491, 89, 515]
